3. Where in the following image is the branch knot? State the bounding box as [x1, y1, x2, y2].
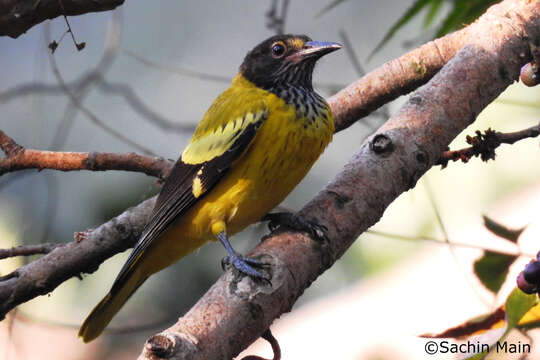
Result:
[145, 334, 177, 358]
[370, 133, 394, 156]
[0, 130, 24, 157]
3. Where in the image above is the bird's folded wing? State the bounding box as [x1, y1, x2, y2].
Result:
[111, 100, 268, 292]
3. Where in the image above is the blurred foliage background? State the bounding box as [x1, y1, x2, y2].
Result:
[0, 0, 539, 359]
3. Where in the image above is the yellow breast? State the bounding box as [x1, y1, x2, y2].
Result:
[169, 77, 333, 247]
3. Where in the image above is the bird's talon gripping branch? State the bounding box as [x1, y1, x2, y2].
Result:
[222, 255, 268, 280]
[221, 254, 265, 270]
[262, 212, 328, 242]
[218, 231, 270, 281]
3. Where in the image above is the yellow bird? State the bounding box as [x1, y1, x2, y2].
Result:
[79, 34, 341, 342]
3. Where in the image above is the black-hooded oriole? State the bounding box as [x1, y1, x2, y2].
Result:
[79, 34, 341, 342]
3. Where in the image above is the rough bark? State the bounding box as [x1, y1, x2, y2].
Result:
[0, 0, 537, 359]
[330, 0, 538, 131]
[437, 123, 540, 167]
[138, 1, 540, 359]
[0, 133, 172, 178]
[0, 197, 154, 314]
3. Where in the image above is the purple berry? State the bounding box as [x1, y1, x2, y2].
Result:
[524, 260, 540, 283]
[517, 272, 537, 294]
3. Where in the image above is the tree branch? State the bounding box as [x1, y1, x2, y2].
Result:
[47, 10, 122, 151]
[0, 79, 197, 134]
[0, 130, 172, 178]
[0, 243, 60, 260]
[0, 129, 23, 157]
[437, 123, 540, 167]
[138, 1, 540, 359]
[265, 0, 289, 35]
[0, 197, 154, 312]
[0, 0, 125, 38]
[329, 0, 536, 132]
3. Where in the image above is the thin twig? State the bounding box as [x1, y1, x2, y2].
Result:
[0, 0, 124, 38]
[0, 79, 195, 134]
[366, 230, 536, 258]
[37, 13, 124, 255]
[123, 49, 232, 83]
[61, 15, 85, 51]
[43, 21, 156, 156]
[96, 80, 197, 132]
[123, 49, 345, 94]
[2, 307, 178, 336]
[339, 29, 390, 128]
[0, 141, 173, 179]
[240, 329, 281, 360]
[0, 131, 23, 157]
[437, 123, 540, 167]
[49, 11, 122, 150]
[266, 0, 290, 35]
[0, 243, 60, 260]
[339, 29, 366, 77]
[48, 1, 85, 52]
[423, 179, 492, 307]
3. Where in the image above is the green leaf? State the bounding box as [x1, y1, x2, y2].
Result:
[435, 0, 468, 37]
[482, 215, 526, 243]
[473, 251, 517, 293]
[517, 302, 540, 329]
[464, 289, 537, 360]
[435, 0, 499, 37]
[506, 288, 538, 328]
[466, 351, 487, 360]
[361, 0, 502, 56]
[461, 0, 497, 25]
[369, 0, 432, 58]
[423, 0, 443, 28]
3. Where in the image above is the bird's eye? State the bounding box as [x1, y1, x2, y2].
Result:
[271, 42, 286, 58]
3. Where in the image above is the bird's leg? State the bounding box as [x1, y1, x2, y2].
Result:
[261, 212, 328, 242]
[217, 231, 269, 280]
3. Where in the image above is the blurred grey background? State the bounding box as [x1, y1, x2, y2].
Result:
[1, 1, 539, 359]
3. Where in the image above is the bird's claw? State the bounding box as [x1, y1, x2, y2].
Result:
[262, 212, 328, 242]
[221, 254, 270, 283]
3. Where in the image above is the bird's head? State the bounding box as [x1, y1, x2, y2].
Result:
[240, 34, 341, 91]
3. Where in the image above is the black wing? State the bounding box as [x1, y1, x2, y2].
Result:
[110, 112, 266, 292]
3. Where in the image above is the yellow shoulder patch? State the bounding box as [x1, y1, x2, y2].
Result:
[181, 109, 267, 165]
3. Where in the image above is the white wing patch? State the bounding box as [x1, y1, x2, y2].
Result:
[192, 176, 204, 198]
[181, 110, 267, 165]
